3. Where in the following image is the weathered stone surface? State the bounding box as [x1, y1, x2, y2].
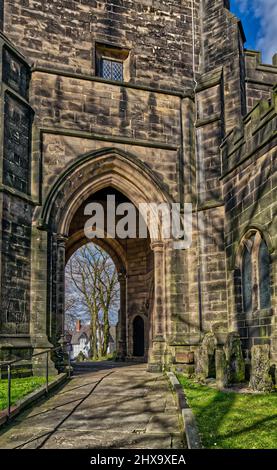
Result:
[175, 351, 194, 364]
[215, 348, 228, 389]
[249, 345, 273, 392]
[224, 332, 245, 384]
[195, 332, 217, 381]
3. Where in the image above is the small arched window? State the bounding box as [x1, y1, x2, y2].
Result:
[242, 244, 252, 313]
[240, 231, 271, 313]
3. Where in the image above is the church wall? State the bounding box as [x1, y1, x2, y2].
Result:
[222, 86, 277, 365]
[3, 0, 201, 92]
[245, 50, 277, 113]
[0, 0, 275, 374]
[0, 34, 34, 360]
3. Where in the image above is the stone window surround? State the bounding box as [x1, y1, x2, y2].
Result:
[238, 230, 272, 315]
[94, 41, 131, 82]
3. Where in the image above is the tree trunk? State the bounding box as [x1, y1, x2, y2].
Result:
[103, 307, 110, 356]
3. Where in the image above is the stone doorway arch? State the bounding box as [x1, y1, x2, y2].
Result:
[31, 147, 173, 372]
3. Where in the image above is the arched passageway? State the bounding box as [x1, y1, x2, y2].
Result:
[64, 187, 153, 361]
[65, 242, 120, 361]
[33, 148, 173, 371]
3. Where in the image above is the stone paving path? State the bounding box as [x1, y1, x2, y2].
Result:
[0, 362, 185, 449]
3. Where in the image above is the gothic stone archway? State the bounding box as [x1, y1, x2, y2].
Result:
[32, 148, 174, 372]
[65, 187, 153, 361]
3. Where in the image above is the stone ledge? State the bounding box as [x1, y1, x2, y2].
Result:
[166, 372, 202, 449]
[0, 373, 68, 429]
[32, 66, 190, 98]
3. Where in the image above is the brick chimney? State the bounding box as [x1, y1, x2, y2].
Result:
[76, 320, 82, 332]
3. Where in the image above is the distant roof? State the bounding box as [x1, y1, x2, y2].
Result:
[68, 324, 117, 345]
[70, 325, 91, 345]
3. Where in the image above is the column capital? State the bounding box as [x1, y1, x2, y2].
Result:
[118, 267, 127, 282]
[54, 233, 68, 246]
[150, 240, 164, 252]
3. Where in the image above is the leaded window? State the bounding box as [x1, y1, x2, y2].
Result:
[95, 43, 130, 82]
[101, 59, 123, 82]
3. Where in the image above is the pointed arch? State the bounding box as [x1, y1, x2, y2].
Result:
[235, 228, 272, 312]
[39, 147, 173, 242]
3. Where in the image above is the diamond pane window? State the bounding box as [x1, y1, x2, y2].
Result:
[112, 61, 123, 81]
[101, 59, 123, 82]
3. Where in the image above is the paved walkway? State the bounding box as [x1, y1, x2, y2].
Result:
[0, 362, 185, 449]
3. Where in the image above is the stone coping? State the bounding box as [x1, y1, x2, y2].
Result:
[166, 372, 202, 449]
[0, 373, 68, 429]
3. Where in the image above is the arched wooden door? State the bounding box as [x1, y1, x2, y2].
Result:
[133, 316, 144, 357]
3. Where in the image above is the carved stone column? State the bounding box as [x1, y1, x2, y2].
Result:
[30, 227, 56, 375]
[148, 240, 166, 372]
[51, 234, 68, 372]
[117, 269, 127, 359]
[55, 234, 67, 342]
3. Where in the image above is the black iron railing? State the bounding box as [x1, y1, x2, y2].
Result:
[0, 345, 71, 419]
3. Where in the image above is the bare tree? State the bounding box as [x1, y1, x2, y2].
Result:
[65, 243, 119, 359]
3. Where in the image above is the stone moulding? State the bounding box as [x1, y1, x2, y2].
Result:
[39, 126, 179, 151]
[39, 146, 173, 229]
[221, 85, 277, 176]
[32, 65, 193, 99]
[166, 371, 202, 449]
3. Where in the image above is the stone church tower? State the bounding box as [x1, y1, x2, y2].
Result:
[0, 1, 276, 383]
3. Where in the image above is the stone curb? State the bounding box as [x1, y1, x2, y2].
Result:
[166, 371, 202, 449]
[0, 373, 68, 429]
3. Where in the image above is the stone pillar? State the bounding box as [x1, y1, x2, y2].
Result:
[55, 234, 67, 342]
[118, 270, 127, 359]
[30, 226, 56, 376]
[51, 234, 68, 372]
[147, 240, 166, 372]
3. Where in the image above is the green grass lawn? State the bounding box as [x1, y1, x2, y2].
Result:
[0, 377, 48, 411]
[178, 376, 277, 449]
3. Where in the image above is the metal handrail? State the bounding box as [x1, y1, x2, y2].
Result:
[0, 345, 71, 419]
[0, 345, 62, 367]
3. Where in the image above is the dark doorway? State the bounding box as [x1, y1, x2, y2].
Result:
[133, 316, 144, 357]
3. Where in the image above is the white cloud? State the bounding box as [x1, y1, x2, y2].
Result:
[253, 0, 277, 63]
[234, 0, 277, 63]
[236, 0, 249, 14]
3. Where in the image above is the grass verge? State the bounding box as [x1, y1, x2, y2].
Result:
[178, 375, 277, 449]
[0, 376, 51, 411]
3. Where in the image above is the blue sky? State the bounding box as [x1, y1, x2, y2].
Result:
[230, 0, 277, 64]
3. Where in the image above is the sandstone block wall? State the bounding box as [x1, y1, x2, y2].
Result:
[0, 1, 275, 371]
[245, 50, 277, 113]
[0, 34, 33, 348]
[3, 0, 201, 91]
[222, 86, 277, 362]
